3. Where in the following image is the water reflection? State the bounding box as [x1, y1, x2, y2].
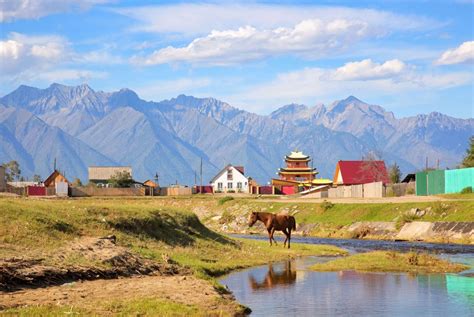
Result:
[249, 261, 296, 290]
[221, 256, 474, 317]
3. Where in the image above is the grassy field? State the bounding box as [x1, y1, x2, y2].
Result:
[0, 197, 346, 316]
[311, 250, 470, 274]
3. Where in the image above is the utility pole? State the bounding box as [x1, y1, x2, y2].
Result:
[200, 157, 203, 194]
[54, 158, 57, 171]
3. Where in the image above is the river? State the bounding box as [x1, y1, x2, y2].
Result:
[220, 235, 474, 316]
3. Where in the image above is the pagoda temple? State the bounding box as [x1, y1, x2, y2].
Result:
[277, 150, 317, 182]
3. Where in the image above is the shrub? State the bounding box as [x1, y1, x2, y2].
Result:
[460, 186, 473, 194]
[406, 187, 415, 195]
[218, 196, 234, 205]
[219, 210, 234, 224]
[407, 252, 419, 266]
[432, 202, 450, 215]
[321, 200, 334, 212]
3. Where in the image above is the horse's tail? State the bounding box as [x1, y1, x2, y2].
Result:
[291, 216, 296, 231]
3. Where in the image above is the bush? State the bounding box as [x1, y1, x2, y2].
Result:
[407, 252, 419, 266]
[432, 202, 450, 215]
[219, 210, 234, 224]
[321, 200, 334, 212]
[460, 186, 473, 194]
[406, 187, 415, 195]
[218, 196, 234, 205]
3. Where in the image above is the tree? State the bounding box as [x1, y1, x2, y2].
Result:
[108, 171, 134, 188]
[461, 136, 474, 168]
[33, 174, 42, 183]
[360, 151, 387, 182]
[2, 160, 21, 181]
[389, 163, 401, 184]
[72, 178, 83, 187]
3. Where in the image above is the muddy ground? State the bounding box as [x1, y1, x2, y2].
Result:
[0, 236, 244, 315]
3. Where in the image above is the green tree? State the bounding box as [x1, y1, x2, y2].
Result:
[33, 174, 42, 183]
[2, 160, 21, 181]
[108, 171, 134, 188]
[389, 163, 401, 184]
[461, 136, 474, 168]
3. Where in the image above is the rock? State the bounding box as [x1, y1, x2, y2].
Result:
[416, 209, 426, 217]
[211, 215, 222, 222]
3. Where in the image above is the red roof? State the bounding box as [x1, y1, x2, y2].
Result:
[235, 166, 245, 175]
[334, 160, 389, 185]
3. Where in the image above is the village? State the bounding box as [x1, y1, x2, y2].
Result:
[1, 149, 472, 199]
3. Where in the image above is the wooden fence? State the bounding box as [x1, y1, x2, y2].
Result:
[159, 187, 192, 196]
[70, 187, 145, 197]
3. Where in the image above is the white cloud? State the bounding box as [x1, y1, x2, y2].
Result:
[226, 60, 472, 113]
[0, 33, 68, 76]
[0, 0, 113, 22]
[330, 59, 408, 80]
[0, 32, 114, 85]
[436, 41, 474, 65]
[132, 19, 380, 66]
[116, 3, 439, 36]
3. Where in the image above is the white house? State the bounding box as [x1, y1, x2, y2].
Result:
[210, 165, 249, 193]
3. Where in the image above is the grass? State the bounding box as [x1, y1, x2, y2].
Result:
[0, 197, 346, 315]
[206, 198, 474, 228]
[1, 299, 204, 317]
[311, 251, 470, 274]
[218, 196, 234, 205]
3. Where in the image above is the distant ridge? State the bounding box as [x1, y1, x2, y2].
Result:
[0, 83, 472, 185]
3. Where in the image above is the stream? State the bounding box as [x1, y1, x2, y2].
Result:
[220, 235, 474, 316]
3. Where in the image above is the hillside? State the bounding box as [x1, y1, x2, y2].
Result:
[0, 84, 472, 184]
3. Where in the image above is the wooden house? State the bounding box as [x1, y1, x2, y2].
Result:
[0, 166, 5, 192]
[88, 166, 132, 186]
[44, 170, 69, 188]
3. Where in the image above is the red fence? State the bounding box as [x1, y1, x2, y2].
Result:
[193, 186, 214, 194]
[258, 186, 273, 195]
[27, 186, 46, 196]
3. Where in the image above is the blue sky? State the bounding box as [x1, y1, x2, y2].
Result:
[1, 0, 473, 118]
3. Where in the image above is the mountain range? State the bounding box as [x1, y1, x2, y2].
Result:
[0, 83, 472, 185]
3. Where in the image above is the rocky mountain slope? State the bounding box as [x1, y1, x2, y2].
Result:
[0, 84, 471, 184]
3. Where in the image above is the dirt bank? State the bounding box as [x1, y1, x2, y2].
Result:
[0, 275, 243, 315]
[0, 236, 184, 292]
[0, 235, 247, 315]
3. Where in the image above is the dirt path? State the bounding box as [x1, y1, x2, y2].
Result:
[0, 274, 239, 315]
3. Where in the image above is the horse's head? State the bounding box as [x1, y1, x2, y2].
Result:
[248, 211, 258, 227]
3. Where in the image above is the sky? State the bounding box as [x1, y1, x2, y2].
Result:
[1, 0, 473, 118]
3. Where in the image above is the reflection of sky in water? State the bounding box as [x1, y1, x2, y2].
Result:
[220, 256, 474, 317]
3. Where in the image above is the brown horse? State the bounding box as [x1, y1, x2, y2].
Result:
[248, 212, 296, 248]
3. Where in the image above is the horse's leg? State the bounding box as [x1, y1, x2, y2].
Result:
[287, 228, 292, 249]
[267, 228, 272, 246]
[270, 227, 277, 245]
[282, 229, 289, 248]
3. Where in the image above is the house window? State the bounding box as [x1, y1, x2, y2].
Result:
[228, 182, 233, 189]
[217, 182, 223, 190]
[237, 182, 242, 189]
[227, 169, 233, 180]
